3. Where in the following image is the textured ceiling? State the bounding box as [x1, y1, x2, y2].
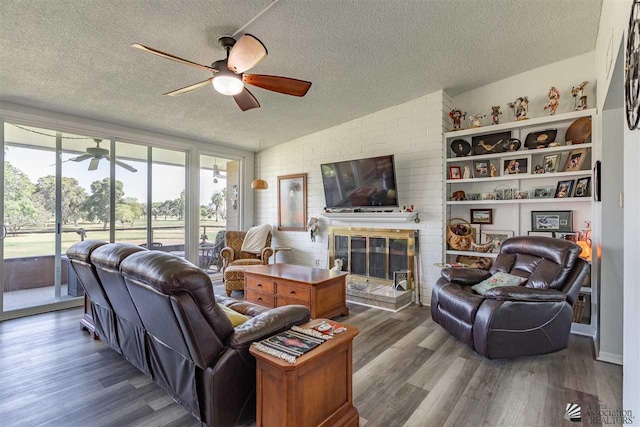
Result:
[0, 0, 602, 151]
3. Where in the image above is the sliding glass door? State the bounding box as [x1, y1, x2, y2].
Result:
[0, 119, 244, 319]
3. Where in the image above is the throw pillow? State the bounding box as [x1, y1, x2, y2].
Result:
[220, 304, 249, 327]
[471, 272, 527, 295]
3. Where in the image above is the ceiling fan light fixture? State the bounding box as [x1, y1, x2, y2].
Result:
[212, 73, 244, 96]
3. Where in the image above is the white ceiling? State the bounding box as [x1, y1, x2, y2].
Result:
[0, 0, 602, 151]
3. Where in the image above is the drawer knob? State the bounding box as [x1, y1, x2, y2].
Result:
[257, 283, 262, 287]
[290, 290, 295, 294]
[257, 297, 262, 301]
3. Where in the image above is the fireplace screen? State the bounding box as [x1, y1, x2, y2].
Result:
[329, 227, 416, 289]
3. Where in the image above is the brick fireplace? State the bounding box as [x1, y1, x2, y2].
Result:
[328, 227, 417, 311]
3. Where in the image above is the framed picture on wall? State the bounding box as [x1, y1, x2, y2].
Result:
[277, 173, 307, 231]
[470, 209, 493, 224]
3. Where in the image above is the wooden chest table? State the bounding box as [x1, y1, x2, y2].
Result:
[244, 264, 349, 319]
[250, 320, 359, 427]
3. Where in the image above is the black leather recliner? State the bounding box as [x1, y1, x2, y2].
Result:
[432, 236, 589, 359]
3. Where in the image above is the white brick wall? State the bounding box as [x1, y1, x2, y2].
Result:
[254, 90, 450, 304]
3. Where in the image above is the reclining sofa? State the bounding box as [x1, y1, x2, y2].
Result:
[67, 240, 310, 426]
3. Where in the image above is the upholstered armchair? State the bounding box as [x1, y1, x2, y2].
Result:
[432, 236, 589, 359]
[221, 230, 273, 272]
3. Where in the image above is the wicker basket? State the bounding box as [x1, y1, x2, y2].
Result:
[572, 295, 586, 323]
[447, 218, 475, 251]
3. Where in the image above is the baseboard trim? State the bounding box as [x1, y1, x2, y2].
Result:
[597, 351, 623, 366]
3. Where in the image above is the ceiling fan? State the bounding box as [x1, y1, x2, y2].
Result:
[131, 34, 312, 111]
[62, 139, 138, 172]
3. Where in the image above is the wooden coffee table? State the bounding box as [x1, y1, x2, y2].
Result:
[244, 264, 349, 319]
[250, 320, 359, 427]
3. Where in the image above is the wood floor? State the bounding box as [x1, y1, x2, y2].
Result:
[0, 304, 622, 427]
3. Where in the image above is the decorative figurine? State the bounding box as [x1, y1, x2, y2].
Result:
[449, 108, 467, 130]
[490, 106, 502, 125]
[468, 114, 486, 128]
[571, 81, 589, 111]
[534, 165, 545, 174]
[452, 190, 466, 201]
[544, 86, 560, 115]
[490, 163, 498, 177]
[463, 163, 472, 179]
[507, 96, 529, 120]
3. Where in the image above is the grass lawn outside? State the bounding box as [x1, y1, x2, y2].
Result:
[4, 218, 226, 258]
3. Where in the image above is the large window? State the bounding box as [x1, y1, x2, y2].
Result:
[151, 148, 186, 251]
[0, 119, 245, 318]
[114, 142, 148, 245]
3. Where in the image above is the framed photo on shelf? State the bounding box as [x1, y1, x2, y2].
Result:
[543, 153, 561, 173]
[449, 166, 462, 180]
[574, 176, 591, 197]
[531, 211, 573, 232]
[503, 188, 514, 200]
[528, 231, 554, 238]
[473, 160, 490, 178]
[277, 173, 307, 231]
[514, 190, 529, 199]
[470, 209, 493, 224]
[481, 192, 496, 201]
[532, 186, 555, 199]
[503, 158, 528, 174]
[555, 232, 578, 242]
[480, 230, 514, 253]
[554, 179, 575, 198]
[471, 131, 510, 155]
[562, 148, 589, 172]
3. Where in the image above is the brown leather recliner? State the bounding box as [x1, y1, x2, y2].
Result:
[432, 236, 589, 359]
[120, 250, 310, 426]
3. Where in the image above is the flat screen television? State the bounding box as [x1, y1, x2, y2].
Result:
[320, 155, 398, 208]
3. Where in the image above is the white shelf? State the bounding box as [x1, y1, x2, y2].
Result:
[444, 109, 596, 139]
[446, 198, 591, 205]
[580, 287, 592, 294]
[445, 250, 499, 258]
[322, 211, 419, 223]
[446, 170, 591, 184]
[446, 143, 592, 163]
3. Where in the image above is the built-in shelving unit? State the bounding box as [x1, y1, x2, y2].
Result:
[442, 108, 599, 337]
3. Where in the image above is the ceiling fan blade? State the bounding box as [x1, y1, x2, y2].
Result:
[70, 154, 93, 163]
[227, 34, 267, 74]
[131, 43, 216, 73]
[163, 78, 213, 96]
[243, 74, 311, 97]
[233, 87, 260, 112]
[115, 160, 138, 173]
[88, 158, 100, 171]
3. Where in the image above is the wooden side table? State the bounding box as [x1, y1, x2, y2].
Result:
[250, 320, 359, 427]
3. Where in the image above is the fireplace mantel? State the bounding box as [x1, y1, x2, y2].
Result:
[322, 211, 419, 223]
